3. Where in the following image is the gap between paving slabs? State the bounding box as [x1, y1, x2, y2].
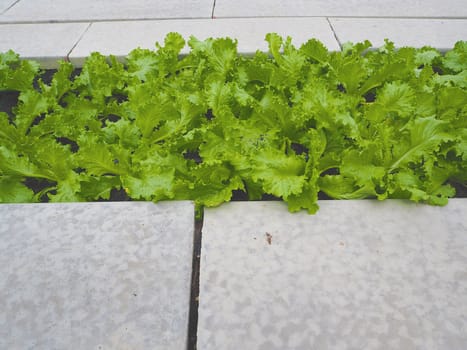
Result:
[187, 215, 203, 350]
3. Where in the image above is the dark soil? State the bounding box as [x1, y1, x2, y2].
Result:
[0, 90, 19, 121]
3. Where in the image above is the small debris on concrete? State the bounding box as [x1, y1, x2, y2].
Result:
[265, 233, 272, 245]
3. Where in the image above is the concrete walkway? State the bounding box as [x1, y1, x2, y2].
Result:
[0, 0, 466, 67]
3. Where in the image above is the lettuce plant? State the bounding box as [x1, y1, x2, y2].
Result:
[0, 34, 465, 213]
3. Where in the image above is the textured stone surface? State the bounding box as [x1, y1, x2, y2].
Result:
[0, 201, 194, 350]
[199, 200, 467, 350]
[0, 22, 89, 68]
[330, 18, 467, 51]
[68, 18, 339, 67]
[0, 0, 213, 22]
[214, 0, 467, 18]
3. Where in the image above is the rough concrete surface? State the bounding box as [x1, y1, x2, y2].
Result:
[199, 200, 467, 350]
[0, 201, 194, 350]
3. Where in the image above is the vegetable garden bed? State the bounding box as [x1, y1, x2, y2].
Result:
[1, 34, 466, 214]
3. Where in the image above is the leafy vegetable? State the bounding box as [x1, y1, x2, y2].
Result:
[0, 34, 466, 214]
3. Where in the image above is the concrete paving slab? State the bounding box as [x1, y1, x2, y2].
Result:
[214, 0, 467, 18]
[199, 200, 467, 350]
[0, 22, 89, 69]
[330, 18, 467, 51]
[69, 18, 339, 67]
[0, 201, 194, 350]
[0, 0, 213, 23]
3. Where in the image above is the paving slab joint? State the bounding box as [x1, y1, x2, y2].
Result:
[187, 213, 203, 350]
[211, 0, 217, 19]
[66, 22, 92, 61]
[1, 0, 20, 15]
[326, 17, 343, 50]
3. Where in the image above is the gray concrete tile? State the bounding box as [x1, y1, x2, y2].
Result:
[199, 200, 467, 350]
[330, 18, 467, 51]
[69, 18, 339, 67]
[0, 201, 194, 350]
[214, 0, 467, 18]
[0, 0, 213, 22]
[0, 22, 89, 68]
